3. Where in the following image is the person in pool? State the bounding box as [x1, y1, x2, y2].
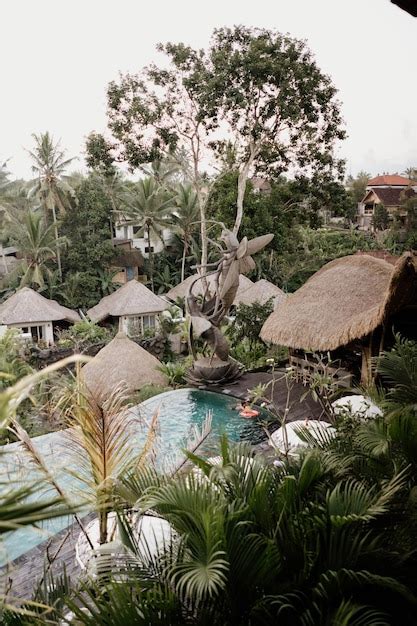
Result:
[236, 400, 259, 419]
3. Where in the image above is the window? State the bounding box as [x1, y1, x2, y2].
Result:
[142, 315, 156, 330]
[144, 246, 154, 253]
[19, 325, 45, 342]
[364, 204, 374, 215]
[125, 315, 156, 337]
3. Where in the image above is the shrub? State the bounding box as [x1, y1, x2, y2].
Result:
[228, 299, 274, 349]
[57, 320, 113, 349]
[158, 361, 187, 387]
[230, 339, 268, 370]
[130, 384, 170, 404]
[0, 329, 32, 391]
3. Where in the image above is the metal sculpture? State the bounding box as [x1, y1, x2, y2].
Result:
[186, 229, 274, 385]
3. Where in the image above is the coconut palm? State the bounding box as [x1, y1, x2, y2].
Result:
[5, 210, 64, 289]
[27, 132, 76, 277]
[123, 177, 175, 291]
[173, 183, 199, 282]
[91, 169, 128, 240]
[377, 334, 417, 418]
[61, 439, 417, 625]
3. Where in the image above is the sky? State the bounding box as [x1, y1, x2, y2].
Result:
[1, 0, 416, 180]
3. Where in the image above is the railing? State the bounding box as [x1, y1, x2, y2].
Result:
[289, 355, 353, 388]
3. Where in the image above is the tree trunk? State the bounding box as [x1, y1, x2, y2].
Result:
[51, 204, 62, 279]
[99, 510, 108, 545]
[233, 141, 258, 237]
[147, 224, 154, 292]
[181, 237, 188, 283]
[196, 187, 208, 291]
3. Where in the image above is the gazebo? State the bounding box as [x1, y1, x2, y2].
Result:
[87, 280, 168, 337]
[166, 273, 254, 303]
[233, 278, 286, 308]
[82, 332, 167, 404]
[261, 252, 417, 385]
[0, 287, 80, 345]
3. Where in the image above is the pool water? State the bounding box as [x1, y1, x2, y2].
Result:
[0, 389, 267, 564]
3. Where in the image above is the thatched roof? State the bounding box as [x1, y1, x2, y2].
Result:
[260, 252, 417, 352]
[233, 279, 287, 308]
[82, 332, 167, 402]
[166, 273, 254, 302]
[0, 287, 80, 325]
[88, 280, 168, 322]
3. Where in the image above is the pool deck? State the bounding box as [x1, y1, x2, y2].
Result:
[0, 370, 322, 600]
[206, 368, 323, 422]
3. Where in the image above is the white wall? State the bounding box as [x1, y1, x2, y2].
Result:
[115, 223, 174, 258]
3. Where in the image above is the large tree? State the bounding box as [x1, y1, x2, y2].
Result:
[60, 177, 115, 309]
[87, 27, 345, 265]
[85, 48, 213, 273]
[199, 26, 346, 235]
[28, 132, 76, 278]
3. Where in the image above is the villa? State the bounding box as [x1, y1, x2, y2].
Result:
[357, 174, 417, 231]
[261, 252, 417, 385]
[110, 238, 144, 284]
[87, 279, 168, 337]
[0, 287, 80, 345]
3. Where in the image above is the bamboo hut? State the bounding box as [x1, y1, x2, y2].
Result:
[0, 287, 80, 344]
[87, 280, 168, 337]
[260, 252, 417, 385]
[233, 278, 286, 308]
[166, 273, 254, 303]
[82, 332, 167, 403]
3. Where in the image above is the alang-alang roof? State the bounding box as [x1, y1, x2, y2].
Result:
[87, 280, 168, 322]
[82, 332, 167, 403]
[0, 287, 80, 325]
[260, 253, 417, 352]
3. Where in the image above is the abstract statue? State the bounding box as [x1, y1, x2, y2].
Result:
[186, 229, 274, 385]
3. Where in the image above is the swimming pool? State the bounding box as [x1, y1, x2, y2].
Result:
[0, 389, 267, 564]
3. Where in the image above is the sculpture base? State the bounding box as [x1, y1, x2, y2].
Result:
[186, 357, 243, 386]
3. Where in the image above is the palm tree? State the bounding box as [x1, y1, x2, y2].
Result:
[91, 169, 128, 241]
[27, 132, 76, 278]
[6, 210, 63, 289]
[61, 439, 417, 625]
[123, 177, 174, 291]
[173, 183, 199, 282]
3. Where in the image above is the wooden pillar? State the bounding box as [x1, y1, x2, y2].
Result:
[360, 331, 374, 387]
[360, 343, 372, 386]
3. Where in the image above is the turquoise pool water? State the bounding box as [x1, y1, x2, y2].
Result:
[0, 389, 266, 565]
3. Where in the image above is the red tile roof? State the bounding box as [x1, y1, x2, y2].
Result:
[368, 175, 411, 187]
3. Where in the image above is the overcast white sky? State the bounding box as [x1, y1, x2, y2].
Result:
[1, 0, 416, 180]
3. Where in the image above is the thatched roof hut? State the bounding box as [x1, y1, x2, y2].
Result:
[260, 252, 417, 352]
[82, 332, 167, 402]
[233, 279, 287, 308]
[166, 274, 254, 303]
[0, 287, 80, 325]
[87, 280, 168, 323]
